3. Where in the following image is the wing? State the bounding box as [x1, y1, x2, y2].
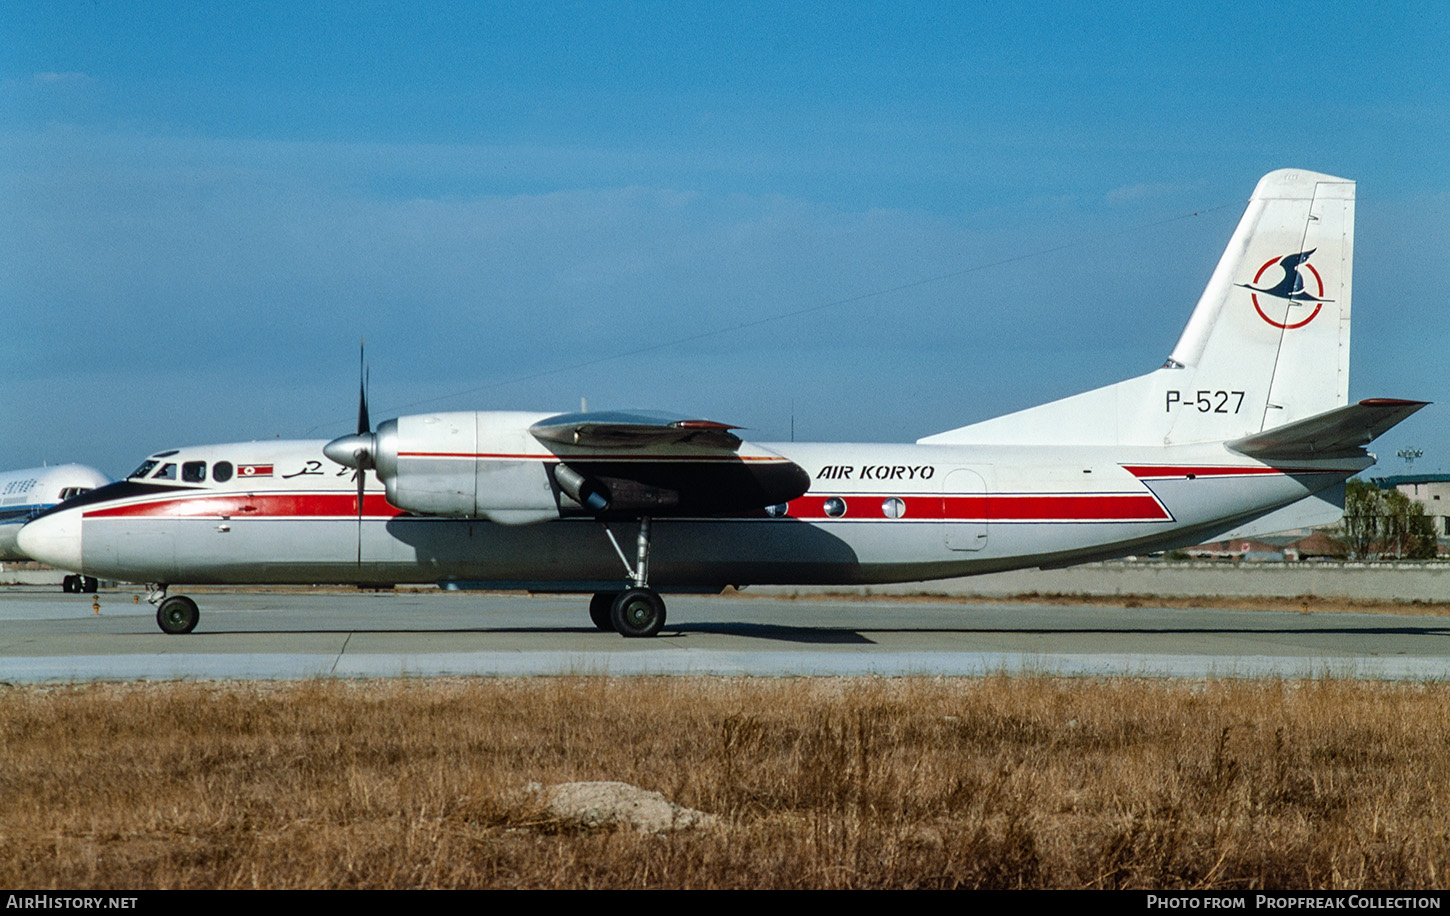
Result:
[1227, 398, 1429, 460]
[529, 410, 807, 516]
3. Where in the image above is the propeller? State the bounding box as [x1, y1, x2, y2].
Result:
[322, 341, 376, 565]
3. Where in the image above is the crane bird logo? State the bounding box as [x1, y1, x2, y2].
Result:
[1237, 250, 1332, 329]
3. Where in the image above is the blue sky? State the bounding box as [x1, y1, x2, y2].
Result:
[3, 2, 1447, 477]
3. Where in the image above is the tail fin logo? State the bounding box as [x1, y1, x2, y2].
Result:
[1237, 251, 1331, 329]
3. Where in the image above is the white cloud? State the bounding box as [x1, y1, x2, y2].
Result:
[31, 71, 91, 84]
[1103, 181, 1198, 205]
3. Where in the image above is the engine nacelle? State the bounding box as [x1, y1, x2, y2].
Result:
[372, 411, 563, 525]
[325, 408, 811, 524]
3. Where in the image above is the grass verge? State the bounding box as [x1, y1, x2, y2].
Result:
[3, 677, 1449, 889]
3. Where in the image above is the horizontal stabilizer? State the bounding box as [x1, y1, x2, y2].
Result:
[1226, 399, 1429, 460]
[530, 410, 743, 451]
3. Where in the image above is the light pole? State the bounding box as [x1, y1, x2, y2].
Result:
[1397, 447, 1423, 472]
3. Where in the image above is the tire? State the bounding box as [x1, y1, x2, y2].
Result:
[610, 587, 666, 638]
[589, 592, 619, 631]
[81, 576, 98, 593]
[61, 575, 76, 593]
[156, 595, 200, 635]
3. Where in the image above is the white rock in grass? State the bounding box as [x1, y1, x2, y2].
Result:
[538, 781, 716, 834]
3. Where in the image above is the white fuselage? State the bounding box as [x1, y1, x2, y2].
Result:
[16, 438, 1362, 590]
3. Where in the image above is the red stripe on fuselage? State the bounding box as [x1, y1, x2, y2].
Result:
[83, 492, 403, 519]
[77, 490, 1166, 523]
[1121, 465, 1333, 479]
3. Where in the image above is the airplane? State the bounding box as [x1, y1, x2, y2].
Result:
[17, 169, 1427, 636]
[0, 463, 111, 591]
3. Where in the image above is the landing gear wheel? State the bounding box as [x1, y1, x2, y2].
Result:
[589, 592, 620, 631]
[156, 595, 199, 635]
[61, 575, 77, 593]
[80, 576, 98, 593]
[610, 587, 666, 638]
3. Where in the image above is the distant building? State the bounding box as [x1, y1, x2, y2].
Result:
[1369, 474, 1450, 537]
[1186, 538, 1288, 562]
[1286, 530, 1349, 560]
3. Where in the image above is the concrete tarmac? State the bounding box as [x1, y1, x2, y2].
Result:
[4, 586, 1450, 682]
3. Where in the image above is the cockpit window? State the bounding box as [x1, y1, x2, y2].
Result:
[128, 460, 159, 480]
[213, 461, 234, 483]
[182, 461, 207, 483]
[153, 463, 177, 480]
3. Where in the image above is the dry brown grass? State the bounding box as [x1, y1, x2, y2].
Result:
[3, 677, 1450, 889]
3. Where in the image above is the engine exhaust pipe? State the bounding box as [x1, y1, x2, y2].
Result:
[553, 463, 610, 513]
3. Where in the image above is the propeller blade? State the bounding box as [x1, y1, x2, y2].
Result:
[356, 464, 366, 566]
[357, 340, 371, 436]
[353, 339, 370, 568]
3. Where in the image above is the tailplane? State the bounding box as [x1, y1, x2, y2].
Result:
[1226, 398, 1428, 461]
[922, 169, 1358, 447]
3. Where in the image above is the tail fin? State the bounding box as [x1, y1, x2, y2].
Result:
[921, 169, 1356, 447]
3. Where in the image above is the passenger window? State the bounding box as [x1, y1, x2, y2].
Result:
[182, 461, 207, 483]
[213, 461, 234, 483]
[154, 463, 177, 480]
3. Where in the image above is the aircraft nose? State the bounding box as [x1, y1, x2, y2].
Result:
[16, 509, 83, 571]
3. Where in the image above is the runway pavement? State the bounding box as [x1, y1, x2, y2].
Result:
[4, 586, 1450, 682]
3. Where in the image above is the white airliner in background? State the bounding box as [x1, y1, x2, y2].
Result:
[18, 170, 1427, 636]
[1, 463, 110, 590]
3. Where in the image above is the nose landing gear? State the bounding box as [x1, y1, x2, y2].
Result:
[148, 586, 200, 635]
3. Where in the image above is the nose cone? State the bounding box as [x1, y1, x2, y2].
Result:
[16, 509, 83, 571]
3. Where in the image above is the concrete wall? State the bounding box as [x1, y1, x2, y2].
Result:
[0, 565, 64, 586]
[756, 561, 1450, 603]
[7, 560, 1447, 603]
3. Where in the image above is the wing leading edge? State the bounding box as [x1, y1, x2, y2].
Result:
[530, 410, 743, 451]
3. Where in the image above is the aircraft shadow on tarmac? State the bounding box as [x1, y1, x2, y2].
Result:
[155, 621, 1450, 648]
[182, 624, 874, 644]
[675, 622, 1450, 644]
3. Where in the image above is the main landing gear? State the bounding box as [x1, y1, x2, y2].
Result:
[149, 587, 199, 635]
[590, 517, 667, 638]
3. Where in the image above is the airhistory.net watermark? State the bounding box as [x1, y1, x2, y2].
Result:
[5, 898, 138, 910]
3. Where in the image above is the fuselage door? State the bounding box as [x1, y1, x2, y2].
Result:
[943, 467, 988, 551]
